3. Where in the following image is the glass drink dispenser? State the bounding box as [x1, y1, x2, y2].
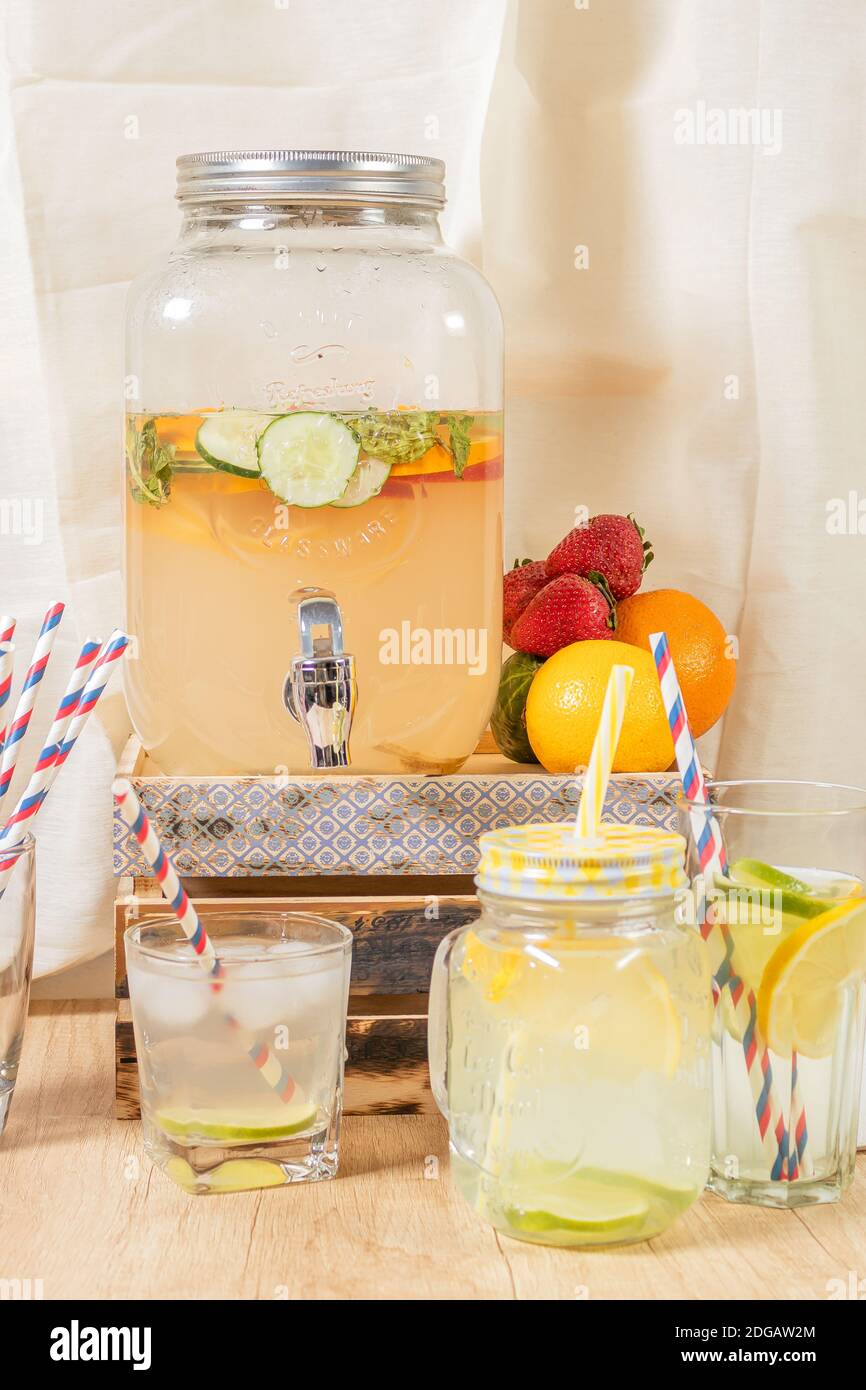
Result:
[124, 151, 503, 775]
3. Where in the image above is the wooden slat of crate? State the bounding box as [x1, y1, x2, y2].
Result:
[115, 877, 479, 1119]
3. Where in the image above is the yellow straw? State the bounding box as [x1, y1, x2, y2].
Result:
[574, 664, 634, 839]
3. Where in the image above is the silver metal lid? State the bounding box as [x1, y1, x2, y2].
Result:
[176, 149, 446, 208]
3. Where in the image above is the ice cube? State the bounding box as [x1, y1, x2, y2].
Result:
[220, 964, 296, 1032]
[281, 960, 346, 1027]
[128, 967, 211, 1031]
[220, 957, 346, 1035]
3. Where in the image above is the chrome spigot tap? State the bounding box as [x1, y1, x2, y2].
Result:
[284, 593, 357, 769]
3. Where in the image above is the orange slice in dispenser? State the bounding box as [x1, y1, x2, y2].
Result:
[390, 434, 502, 479]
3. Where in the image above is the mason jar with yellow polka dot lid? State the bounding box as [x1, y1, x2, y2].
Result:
[427, 822, 712, 1247]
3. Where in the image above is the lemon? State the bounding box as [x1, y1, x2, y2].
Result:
[164, 1156, 198, 1192]
[164, 1156, 287, 1194]
[711, 871, 830, 1025]
[460, 928, 524, 1002]
[525, 640, 674, 774]
[579, 948, 683, 1078]
[757, 898, 866, 1058]
[156, 1102, 317, 1141]
[461, 930, 683, 1078]
[206, 1160, 287, 1193]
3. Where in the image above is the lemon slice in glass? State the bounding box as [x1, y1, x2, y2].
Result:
[164, 1156, 287, 1194]
[460, 928, 525, 1003]
[460, 930, 683, 1077]
[757, 898, 866, 1058]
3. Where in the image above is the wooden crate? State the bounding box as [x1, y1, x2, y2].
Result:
[115, 873, 480, 1119]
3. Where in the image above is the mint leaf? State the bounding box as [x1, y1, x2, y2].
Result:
[346, 409, 439, 465]
[127, 418, 174, 507]
[442, 413, 474, 478]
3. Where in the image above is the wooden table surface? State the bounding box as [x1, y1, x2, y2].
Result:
[3, 1002, 865, 1301]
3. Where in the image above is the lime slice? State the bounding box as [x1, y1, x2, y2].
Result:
[505, 1178, 650, 1237]
[156, 1102, 317, 1141]
[730, 858, 814, 895]
[330, 455, 391, 508]
[257, 412, 360, 506]
[757, 898, 866, 1058]
[195, 411, 271, 476]
[724, 862, 836, 920]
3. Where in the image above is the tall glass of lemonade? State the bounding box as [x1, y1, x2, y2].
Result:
[680, 780, 866, 1207]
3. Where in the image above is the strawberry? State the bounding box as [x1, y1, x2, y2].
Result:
[545, 514, 653, 601]
[509, 574, 615, 658]
[503, 559, 549, 646]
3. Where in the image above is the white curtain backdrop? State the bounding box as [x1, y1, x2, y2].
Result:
[1, 0, 864, 980]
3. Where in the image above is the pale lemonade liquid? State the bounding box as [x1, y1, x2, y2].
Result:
[438, 825, 712, 1247]
[448, 924, 710, 1244]
[124, 410, 503, 775]
[127, 926, 351, 1194]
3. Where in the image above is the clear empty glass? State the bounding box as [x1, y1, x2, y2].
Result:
[0, 835, 36, 1138]
[126, 911, 352, 1194]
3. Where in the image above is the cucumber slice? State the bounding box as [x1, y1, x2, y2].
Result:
[195, 411, 272, 476]
[257, 412, 360, 507]
[330, 455, 392, 508]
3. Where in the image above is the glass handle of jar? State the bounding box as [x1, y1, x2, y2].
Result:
[427, 928, 461, 1120]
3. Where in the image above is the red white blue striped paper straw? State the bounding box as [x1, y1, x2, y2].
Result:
[788, 1051, 812, 1179]
[0, 641, 14, 757]
[0, 638, 101, 844]
[0, 629, 130, 899]
[114, 779, 297, 1104]
[0, 630, 128, 851]
[49, 630, 129, 777]
[650, 630, 726, 875]
[0, 602, 64, 810]
[0, 619, 15, 755]
[114, 778, 218, 975]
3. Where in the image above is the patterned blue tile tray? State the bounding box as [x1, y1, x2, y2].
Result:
[113, 741, 682, 879]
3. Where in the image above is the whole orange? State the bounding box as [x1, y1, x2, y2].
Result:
[615, 589, 736, 738]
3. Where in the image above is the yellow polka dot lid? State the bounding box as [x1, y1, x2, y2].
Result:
[475, 822, 688, 902]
